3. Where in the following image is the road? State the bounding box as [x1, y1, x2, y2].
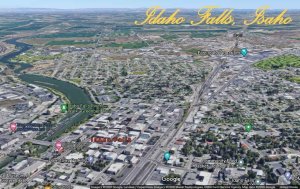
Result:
[119, 60, 225, 185]
[120, 119, 178, 185]
[117, 33, 225, 185]
[122, 51, 285, 185]
[21, 138, 52, 146]
[131, 161, 158, 185]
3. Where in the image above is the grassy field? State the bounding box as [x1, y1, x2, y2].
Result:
[104, 41, 151, 49]
[46, 40, 95, 46]
[70, 77, 82, 85]
[288, 77, 300, 84]
[0, 21, 32, 30]
[185, 48, 200, 54]
[35, 32, 97, 38]
[12, 53, 62, 63]
[8, 22, 48, 31]
[190, 32, 219, 38]
[255, 55, 300, 70]
[161, 34, 178, 40]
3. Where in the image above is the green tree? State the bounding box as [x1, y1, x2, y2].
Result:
[193, 147, 203, 157]
[247, 170, 257, 179]
[267, 172, 278, 183]
[121, 67, 128, 76]
[182, 143, 193, 156]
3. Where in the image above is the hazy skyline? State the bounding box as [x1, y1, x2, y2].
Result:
[0, 0, 299, 9]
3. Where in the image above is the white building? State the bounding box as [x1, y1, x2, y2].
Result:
[12, 160, 28, 171]
[106, 163, 124, 175]
[89, 143, 100, 149]
[116, 154, 127, 162]
[156, 167, 169, 175]
[103, 152, 117, 161]
[65, 152, 84, 160]
[20, 161, 46, 175]
[0, 138, 19, 149]
[196, 171, 212, 185]
[129, 156, 139, 164]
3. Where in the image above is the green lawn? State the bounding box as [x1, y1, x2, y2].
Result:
[46, 40, 95, 46]
[289, 77, 300, 84]
[12, 53, 62, 64]
[35, 32, 97, 38]
[185, 48, 200, 54]
[9, 22, 48, 31]
[70, 78, 82, 84]
[255, 55, 300, 70]
[161, 34, 178, 40]
[104, 41, 151, 49]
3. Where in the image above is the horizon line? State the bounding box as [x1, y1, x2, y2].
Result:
[1, 7, 300, 10]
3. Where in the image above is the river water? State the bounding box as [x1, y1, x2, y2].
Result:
[0, 38, 93, 141]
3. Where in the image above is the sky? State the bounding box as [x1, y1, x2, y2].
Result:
[0, 0, 299, 9]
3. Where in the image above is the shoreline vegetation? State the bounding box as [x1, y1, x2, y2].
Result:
[255, 54, 300, 70]
[11, 53, 62, 64]
[46, 40, 96, 46]
[1, 39, 95, 143]
[254, 54, 300, 84]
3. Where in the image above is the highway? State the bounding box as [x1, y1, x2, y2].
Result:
[120, 119, 178, 185]
[118, 33, 227, 185]
[119, 60, 225, 185]
[121, 52, 282, 185]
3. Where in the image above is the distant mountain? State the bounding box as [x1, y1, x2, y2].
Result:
[0, 8, 299, 13]
[0, 8, 145, 13]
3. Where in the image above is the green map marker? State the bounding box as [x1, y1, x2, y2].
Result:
[240, 48, 248, 57]
[255, 178, 262, 185]
[238, 159, 244, 166]
[164, 152, 171, 161]
[245, 123, 252, 132]
[60, 104, 68, 113]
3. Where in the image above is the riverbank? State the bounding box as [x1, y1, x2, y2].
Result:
[0, 38, 94, 141]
